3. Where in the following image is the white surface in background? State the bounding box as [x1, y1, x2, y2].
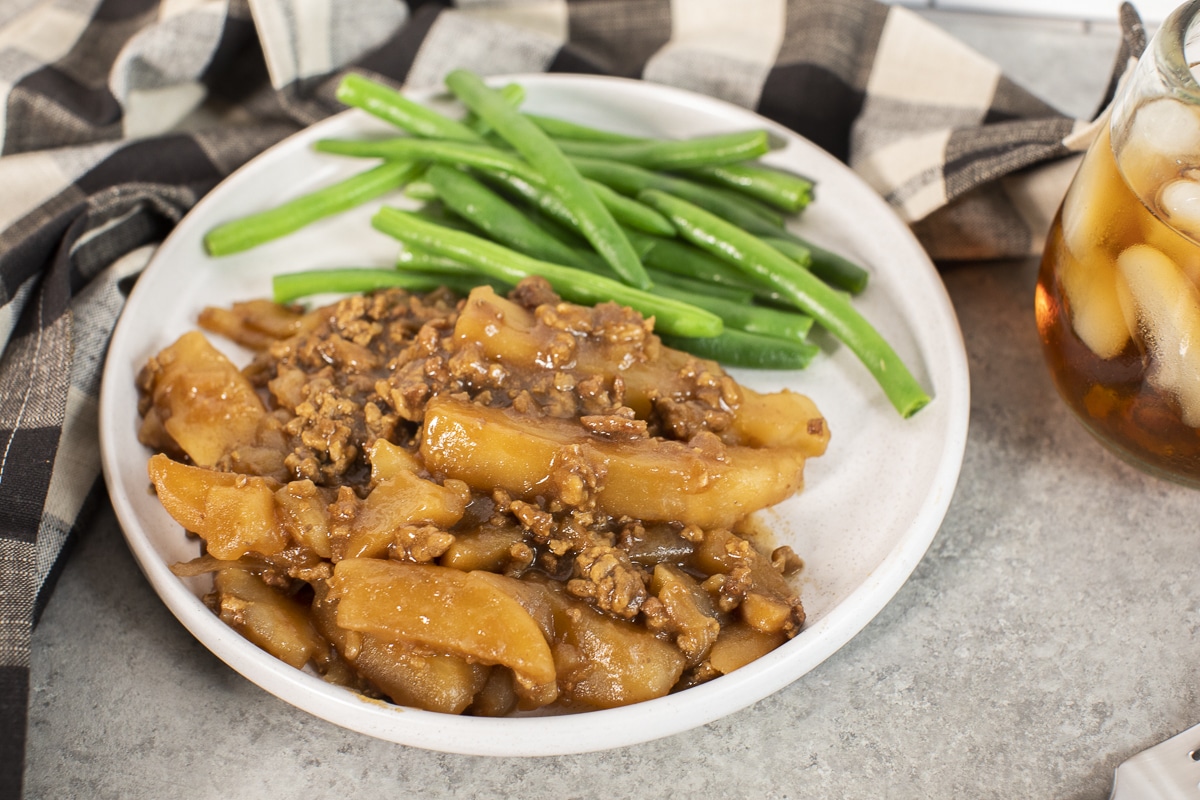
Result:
[887, 0, 1174, 24]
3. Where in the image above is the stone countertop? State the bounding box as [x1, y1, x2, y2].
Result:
[24, 11, 1200, 800]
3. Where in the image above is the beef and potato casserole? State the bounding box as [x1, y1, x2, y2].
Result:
[137, 277, 828, 715]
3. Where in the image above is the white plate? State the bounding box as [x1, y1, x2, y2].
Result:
[98, 74, 970, 756]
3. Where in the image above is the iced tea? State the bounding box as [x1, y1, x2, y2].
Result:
[1036, 84, 1200, 484]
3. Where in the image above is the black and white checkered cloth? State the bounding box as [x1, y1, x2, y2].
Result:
[0, 0, 1144, 793]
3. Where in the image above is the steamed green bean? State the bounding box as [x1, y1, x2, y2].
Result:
[640, 189, 930, 417]
[444, 69, 651, 289]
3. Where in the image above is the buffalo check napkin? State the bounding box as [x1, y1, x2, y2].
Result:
[0, 0, 1145, 793]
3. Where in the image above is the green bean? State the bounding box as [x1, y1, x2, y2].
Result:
[463, 82, 526, 136]
[700, 184, 787, 228]
[645, 269, 757, 304]
[335, 72, 484, 143]
[460, 200, 753, 309]
[470, 207, 756, 306]
[569, 156, 874, 294]
[315, 137, 537, 178]
[203, 160, 420, 257]
[625, 230, 778, 297]
[272, 267, 472, 305]
[583, 180, 676, 236]
[763, 236, 869, 296]
[396, 246, 477, 273]
[570, 156, 796, 251]
[398, 228, 752, 309]
[391, 244, 478, 272]
[408, 205, 478, 233]
[482, 204, 756, 307]
[206, 75, 519, 257]
[315, 135, 674, 239]
[651, 280, 814, 342]
[472, 164, 674, 237]
[526, 112, 812, 213]
[420, 164, 669, 270]
[660, 329, 819, 370]
[400, 238, 750, 309]
[472, 166, 583, 234]
[551, 130, 771, 170]
[443, 69, 651, 289]
[403, 179, 438, 201]
[639, 189, 930, 417]
[424, 164, 593, 270]
[524, 113, 644, 143]
[683, 162, 814, 213]
[372, 206, 721, 337]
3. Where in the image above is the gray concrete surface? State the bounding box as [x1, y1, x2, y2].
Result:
[27, 11, 1200, 800]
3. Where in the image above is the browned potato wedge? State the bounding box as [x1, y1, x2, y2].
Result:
[439, 522, 527, 572]
[731, 386, 829, 457]
[739, 591, 795, 635]
[328, 558, 557, 707]
[138, 331, 284, 472]
[691, 527, 797, 603]
[354, 638, 490, 714]
[421, 395, 807, 528]
[273, 480, 334, 559]
[213, 566, 324, 670]
[454, 286, 828, 455]
[198, 299, 314, 350]
[538, 582, 686, 709]
[340, 438, 470, 556]
[148, 453, 286, 559]
[368, 438, 423, 480]
[470, 666, 519, 717]
[707, 621, 786, 675]
[311, 582, 488, 714]
[651, 564, 720, 665]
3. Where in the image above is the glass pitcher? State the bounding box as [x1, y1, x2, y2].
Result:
[1036, 0, 1200, 486]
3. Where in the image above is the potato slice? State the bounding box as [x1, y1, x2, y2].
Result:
[354, 638, 489, 714]
[650, 564, 720, 665]
[539, 582, 686, 709]
[420, 395, 807, 529]
[739, 591, 795, 635]
[439, 522, 528, 572]
[213, 566, 324, 670]
[148, 454, 286, 559]
[198, 299, 314, 350]
[328, 559, 557, 707]
[340, 441, 470, 561]
[311, 582, 487, 714]
[368, 438, 423, 481]
[139, 331, 281, 471]
[728, 386, 829, 457]
[690, 528, 805, 636]
[454, 286, 828, 455]
[470, 667, 519, 717]
[691, 528, 794, 599]
[274, 480, 334, 559]
[708, 621, 786, 675]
